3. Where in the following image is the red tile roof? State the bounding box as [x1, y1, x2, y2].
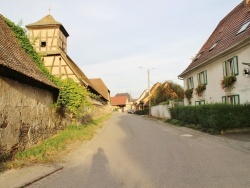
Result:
[26, 14, 69, 37]
[110, 96, 128, 106]
[89, 78, 110, 101]
[115, 93, 132, 102]
[179, 1, 250, 78]
[0, 15, 58, 91]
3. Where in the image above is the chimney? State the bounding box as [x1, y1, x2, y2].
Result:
[245, 0, 250, 6]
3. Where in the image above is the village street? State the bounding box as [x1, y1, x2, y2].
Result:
[27, 113, 250, 188]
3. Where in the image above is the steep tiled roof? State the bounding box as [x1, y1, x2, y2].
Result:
[0, 15, 58, 91]
[163, 82, 178, 99]
[142, 82, 161, 104]
[179, 1, 250, 78]
[110, 96, 128, 106]
[135, 89, 148, 104]
[89, 78, 110, 101]
[115, 93, 132, 102]
[27, 14, 61, 26]
[60, 52, 93, 87]
[26, 14, 69, 37]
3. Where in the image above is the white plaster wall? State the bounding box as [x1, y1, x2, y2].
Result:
[183, 46, 250, 105]
[151, 105, 171, 119]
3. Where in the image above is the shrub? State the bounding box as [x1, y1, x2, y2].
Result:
[135, 110, 149, 115]
[184, 89, 193, 101]
[169, 103, 250, 134]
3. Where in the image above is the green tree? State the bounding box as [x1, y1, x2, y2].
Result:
[151, 81, 184, 106]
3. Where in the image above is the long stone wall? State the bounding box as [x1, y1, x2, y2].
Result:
[0, 76, 67, 156]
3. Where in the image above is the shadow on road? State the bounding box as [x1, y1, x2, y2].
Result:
[84, 147, 120, 187]
[90, 147, 109, 173]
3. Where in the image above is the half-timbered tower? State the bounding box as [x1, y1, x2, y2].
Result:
[26, 14, 110, 105]
[26, 15, 74, 80]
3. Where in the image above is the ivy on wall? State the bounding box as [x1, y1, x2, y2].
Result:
[3, 17, 93, 118]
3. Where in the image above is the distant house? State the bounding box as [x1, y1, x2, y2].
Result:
[26, 14, 110, 105]
[134, 89, 148, 111]
[110, 95, 130, 112]
[0, 15, 65, 155]
[135, 82, 161, 110]
[178, 0, 250, 105]
[115, 93, 133, 102]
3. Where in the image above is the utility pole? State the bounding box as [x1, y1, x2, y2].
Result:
[139, 67, 154, 116]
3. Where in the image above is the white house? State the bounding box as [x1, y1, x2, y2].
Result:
[178, 0, 250, 106]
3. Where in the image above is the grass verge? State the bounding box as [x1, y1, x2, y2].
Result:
[0, 114, 111, 172]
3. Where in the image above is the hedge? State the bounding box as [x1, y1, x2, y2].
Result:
[135, 110, 149, 115]
[169, 104, 250, 134]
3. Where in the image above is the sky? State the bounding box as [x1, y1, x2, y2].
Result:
[1, 0, 241, 99]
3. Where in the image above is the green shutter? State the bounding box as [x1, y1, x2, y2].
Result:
[191, 77, 194, 88]
[222, 61, 227, 76]
[204, 70, 207, 84]
[234, 94, 240, 104]
[197, 73, 200, 85]
[233, 56, 239, 75]
[222, 96, 226, 103]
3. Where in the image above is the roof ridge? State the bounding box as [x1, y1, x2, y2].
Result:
[26, 14, 61, 27]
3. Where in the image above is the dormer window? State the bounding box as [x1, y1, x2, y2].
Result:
[40, 41, 46, 47]
[237, 21, 250, 34]
[194, 51, 204, 61]
[209, 41, 219, 52]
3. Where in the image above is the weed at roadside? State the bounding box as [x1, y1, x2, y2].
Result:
[0, 114, 111, 172]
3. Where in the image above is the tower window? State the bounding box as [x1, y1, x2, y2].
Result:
[40, 41, 46, 47]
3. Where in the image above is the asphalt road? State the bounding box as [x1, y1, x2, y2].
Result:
[29, 113, 250, 188]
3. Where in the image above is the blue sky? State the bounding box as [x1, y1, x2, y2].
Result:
[1, 0, 241, 98]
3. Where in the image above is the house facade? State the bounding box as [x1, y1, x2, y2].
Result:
[110, 95, 130, 112]
[178, 0, 250, 106]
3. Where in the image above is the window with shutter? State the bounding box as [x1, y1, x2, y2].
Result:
[222, 94, 240, 105]
[187, 77, 194, 89]
[222, 56, 239, 76]
[195, 100, 205, 105]
[197, 70, 207, 85]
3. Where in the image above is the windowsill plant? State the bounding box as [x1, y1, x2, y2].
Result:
[184, 88, 193, 101]
[195, 83, 206, 96]
[221, 75, 236, 92]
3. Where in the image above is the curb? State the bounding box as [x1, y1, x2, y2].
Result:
[19, 165, 63, 188]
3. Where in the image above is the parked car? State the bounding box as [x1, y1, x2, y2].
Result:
[127, 109, 135, 114]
